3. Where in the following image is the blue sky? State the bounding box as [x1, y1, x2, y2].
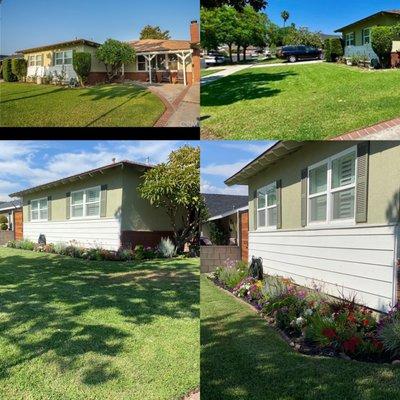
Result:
[0, 0, 199, 54]
[200, 141, 275, 196]
[0, 141, 197, 201]
[266, 0, 399, 34]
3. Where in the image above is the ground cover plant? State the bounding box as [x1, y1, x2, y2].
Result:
[0, 82, 164, 127]
[201, 275, 400, 400]
[0, 247, 199, 400]
[201, 63, 400, 139]
[211, 259, 400, 363]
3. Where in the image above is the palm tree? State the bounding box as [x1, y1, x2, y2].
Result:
[281, 10, 290, 28]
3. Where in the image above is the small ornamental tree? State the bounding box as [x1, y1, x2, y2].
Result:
[3, 59, 17, 82]
[96, 39, 136, 82]
[371, 25, 394, 68]
[73, 52, 92, 86]
[283, 27, 323, 48]
[330, 38, 344, 61]
[11, 58, 27, 81]
[138, 146, 208, 253]
[0, 215, 8, 231]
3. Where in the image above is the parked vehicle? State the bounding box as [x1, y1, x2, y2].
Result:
[204, 52, 226, 66]
[277, 45, 323, 63]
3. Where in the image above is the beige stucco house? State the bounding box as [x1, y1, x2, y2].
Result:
[9, 161, 177, 251]
[225, 141, 400, 312]
[17, 21, 200, 85]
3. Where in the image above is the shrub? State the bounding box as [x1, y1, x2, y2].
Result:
[117, 248, 135, 261]
[371, 25, 395, 68]
[0, 215, 8, 230]
[134, 244, 145, 260]
[324, 38, 332, 62]
[54, 242, 67, 255]
[215, 258, 248, 289]
[2, 59, 17, 82]
[16, 239, 35, 251]
[157, 237, 176, 258]
[329, 38, 343, 61]
[11, 58, 28, 81]
[378, 304, 400, 357]
[73, 52, 91, 86]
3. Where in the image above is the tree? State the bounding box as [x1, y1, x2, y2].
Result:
[140, 25, 171, 40]
[371, 25, 396, 68]
[283, 27, 323, 48]
[281, 10, 289, 28]
[96, 39, 136, 82]
[2, 59, 17, 82]
[72, 52, 91, 86]
[200, 7, 220, 52]
[138, 146, 207, 253]
[216, 5, 240, 63]
[0, 215, 8, 231]
[11, 58, 27, 81]
[330, 38, 343, 61]
[202, 0, 267, 11]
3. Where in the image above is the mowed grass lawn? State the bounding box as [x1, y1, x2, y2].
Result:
[0, 248, 199, 400]
[201, 276, 400, 400]
[201, 63, 400, 139]
[0, 82, 165, 127]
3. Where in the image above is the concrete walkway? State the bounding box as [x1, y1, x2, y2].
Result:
[333, 117, 400, 140]
[201, 60, 323, 85]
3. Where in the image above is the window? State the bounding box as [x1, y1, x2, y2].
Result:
[257, 182, 277, 229]
[28, 54, 43, 67]
[157, 54, 166, 70]
[31, 198, 48, 221]
[71, 187, 101, 218]
[308, 148, 356, 225]
[137, 55, 147, 71]
[168, 53, 178, 70]
[54, 50, 73, 65]
[362, 28, 371, 45]
[345, 32, 355, 46]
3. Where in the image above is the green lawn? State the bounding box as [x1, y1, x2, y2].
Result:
[0, 248, 199, 400]
[201, 63, 400, 139]
[0, 82, 165, 127]
[201, 276, 400, 400]
[201, 68, 225, 77]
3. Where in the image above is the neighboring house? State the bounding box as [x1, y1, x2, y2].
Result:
[0, 199, 22, 231]
[9, 161, 180, 251]
[0, 200, 23, 244]
[17, 21, 200, 86]
[335, 10, 400, 62]
[225, 141, 400, 312]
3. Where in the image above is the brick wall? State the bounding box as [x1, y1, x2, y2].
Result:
[0, 231, 14, 245]
[200, 246, 241, 273]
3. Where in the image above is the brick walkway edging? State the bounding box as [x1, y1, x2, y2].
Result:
[332, 117, 400, 140]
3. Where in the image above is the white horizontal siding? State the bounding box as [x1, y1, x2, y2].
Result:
[24, 219, 121, 251]
[249, 225, 397, 312]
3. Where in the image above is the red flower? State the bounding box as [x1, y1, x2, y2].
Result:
[362, 319, 369, 327]
[347, 313, 357, 324]
[372, 339, 383, 350]
[343, 336, 361, 353]
[322, 328, 337, 340]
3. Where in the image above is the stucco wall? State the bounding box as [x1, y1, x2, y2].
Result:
[248, 141, 400, 231]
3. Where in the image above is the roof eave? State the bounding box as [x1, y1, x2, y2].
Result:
[334, 11, 399, 32]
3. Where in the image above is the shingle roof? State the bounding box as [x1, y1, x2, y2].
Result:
[17, 39, 101, 54]
[203, 194, 248, 219]
[129, 39, 191, 53]
[335, 10, 400, 32]
[0, 199, 22, 211]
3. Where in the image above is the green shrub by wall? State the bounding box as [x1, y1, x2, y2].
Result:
[72, 52, 92, 86]
[2, 59, 17, 82]
[11, 58, 28, 81]
[324, 39, 332, 62]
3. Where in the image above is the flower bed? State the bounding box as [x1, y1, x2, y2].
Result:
[5, 237, 177, 262]
[211, 260, 400, 364]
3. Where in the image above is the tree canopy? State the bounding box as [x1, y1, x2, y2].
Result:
[140, 25, 171, 40]
[281, 10, 289, 27]
[283, 27, 323, 48]
[138, 146, 207, 253]
[201, 0, 267, 11]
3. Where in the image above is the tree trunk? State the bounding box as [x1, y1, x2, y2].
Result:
[236, 45, 241, 63]
[243, 46, 247, 62]
[228, 44, 233, 64]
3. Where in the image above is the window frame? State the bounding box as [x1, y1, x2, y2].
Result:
[307, 146, 357, 227]
[28, 54, 43, 67]
[256, 181, 277, 231]
[345, 32, 355, 46]
[70, 185, 101, 220]
[30, 197, 48, 222]
[54, 50, 73, 66]
[362, 27, 371, 45]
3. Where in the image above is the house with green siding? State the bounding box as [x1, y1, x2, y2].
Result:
[9, 161, 179, 251]
[225, 141, 400, 312]
[335, 10, 400, 62]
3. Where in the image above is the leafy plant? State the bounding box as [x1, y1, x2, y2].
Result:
[215, 258, 248, 289]
[73, 52, 91, 86]
[209, 221, 228, 245]
[157, 237, 176, 258]
[11, 58, 28, 81]
[0, 215, 8, 230]
[371, 25, 396, 68]
[2, 59, 17, 82]
[140, 25, 171, 40]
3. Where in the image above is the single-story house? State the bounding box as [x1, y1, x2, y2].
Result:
[9, 160, 180, 251]
[16, 21, 200, 86]
[225, 141, 400, 312]
[335, 10, 400, 64]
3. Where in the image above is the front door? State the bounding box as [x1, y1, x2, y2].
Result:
[14, 210, 23, 241]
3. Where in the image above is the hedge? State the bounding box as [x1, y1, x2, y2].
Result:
[2, 59, 17, 82]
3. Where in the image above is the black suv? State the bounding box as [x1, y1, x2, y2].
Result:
[278, 45, 323, 63]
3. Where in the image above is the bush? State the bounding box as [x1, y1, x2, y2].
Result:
[157, 237, 176, 258]
[378, 304, 400, 357]
[330, 38, 343, 61]
[2, 59, 17, 82]
[324, 38, 332, 62]
[214, 258, 248, 289]
[11, 58, 28, 81]
[0, 215, 8, 230]
[371, 25, 395, 68]
[73, 52, 91, 86]
[16, 239, 35, 251]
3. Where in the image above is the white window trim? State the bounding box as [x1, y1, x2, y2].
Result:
[28, 54, 43, 67]
[307, 146, 357, 228]
[362, 27, 371, 45]
[256, 181, 277, 231]
[30, 197, 48, 222]
[54, 50, 73, 66]
[135, 53, 181, 72]
[345, 32, 355, 46]
[70, 185, 101, 220]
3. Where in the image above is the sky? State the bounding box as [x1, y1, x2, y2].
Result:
[265, 0, 400, 34]
[0, 0, 200, 54]
[0, 140, 198, 201]
[200, 141, 275, 197]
